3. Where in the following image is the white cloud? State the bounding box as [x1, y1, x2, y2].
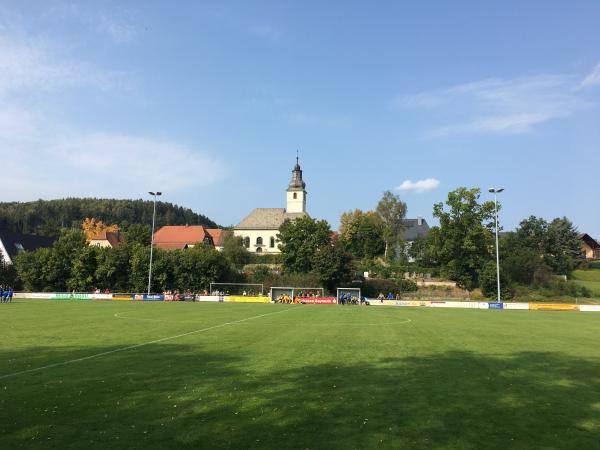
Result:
[395, 72, 592, 136]
[0, 29, 225, 202]
[580, 62, 600, 89]
[396, 178, 440, 193]
[0, 36, 124, 95]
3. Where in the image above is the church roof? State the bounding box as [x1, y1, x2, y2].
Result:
[403, 218, 430, 241]
[235, 208, 308, 230]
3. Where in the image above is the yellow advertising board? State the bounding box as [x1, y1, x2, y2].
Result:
[226, 296, 270, 303]
[529, 303, 579, 311]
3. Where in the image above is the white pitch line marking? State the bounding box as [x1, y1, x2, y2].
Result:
[0, 306, 298, 380]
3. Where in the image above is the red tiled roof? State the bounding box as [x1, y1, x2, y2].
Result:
[153, 225, 225, 250]
[206, 228, 225, 247]
[90, 231, 124, 247]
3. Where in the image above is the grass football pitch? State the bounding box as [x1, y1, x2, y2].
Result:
[1, 300, 599, 449]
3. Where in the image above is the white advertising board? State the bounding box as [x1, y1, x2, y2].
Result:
[579, 305, 600, 312]
[504, 303, 529, 310]
[196, 295, 222, 302]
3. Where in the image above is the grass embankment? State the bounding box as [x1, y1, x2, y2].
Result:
[572, 267, 600, 297]
[1, 300, 599, 449]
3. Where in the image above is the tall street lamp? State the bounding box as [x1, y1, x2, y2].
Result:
[488, 187, 504, 303]
[148, 191, 162, 295]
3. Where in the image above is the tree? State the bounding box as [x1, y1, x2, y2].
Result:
[339, 209, 385, 259]
[505, 216, 583, 279]
[172, 246, 233, 292]
[221, 231, 250, 269]
[0, 198, 218, 236]
[68, 246, 100, 291]
[125, 224, 151, 246]
[278, 216, 332, 273]
[311, 241, 353, 292]
[479, 260, 512, 299]
[500, 232, 547, 285]
[82, 218, 119, 242]
[15, 248, 51, 291]
[44, 229, 87, 291]
[375, 191, 407, 259]
[0, 248, 17, 287]
[95, 245, 134, 292]
[432, 187, 496, 290]
[545, 217, 583, 275]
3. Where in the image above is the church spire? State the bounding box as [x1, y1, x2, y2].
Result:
[286, 155, 307, 213]
[288, 154, 305, 190]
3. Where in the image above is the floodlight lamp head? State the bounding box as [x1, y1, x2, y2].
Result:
[148, 191, 155, 195]
[156, 192, 162, 196]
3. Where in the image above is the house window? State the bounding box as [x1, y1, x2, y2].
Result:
[256, 237, 263, 245]
[256, 247, 262, 253]
[270, 237, 275, 248]
[244, 237, 250, 248]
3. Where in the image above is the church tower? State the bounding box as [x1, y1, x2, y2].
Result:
[286, 157, 307, 213]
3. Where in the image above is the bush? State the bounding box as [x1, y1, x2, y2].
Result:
[479, 261, 512, 299]
[360, 278, 417, 298]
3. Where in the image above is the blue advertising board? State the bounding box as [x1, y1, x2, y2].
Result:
[488, 302, 504, 309]
[143, 294, 164, 301]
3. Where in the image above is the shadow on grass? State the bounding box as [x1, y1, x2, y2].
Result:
[0, 345, 599, 449]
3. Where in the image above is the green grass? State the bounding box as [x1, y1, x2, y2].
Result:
[1, 300, 599, 449]
[573, 268, 600, 296]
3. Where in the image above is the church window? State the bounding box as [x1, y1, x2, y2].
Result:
[270, 237, 275, 248]
[293, 192, 297, 199]
[244, 237, 250, 248]
[256, 247, 262, 253]
[256, 237, 263, 245]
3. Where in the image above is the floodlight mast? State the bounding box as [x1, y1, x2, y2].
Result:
[148, 191, 162, 295]
[488, 188, 504, 303]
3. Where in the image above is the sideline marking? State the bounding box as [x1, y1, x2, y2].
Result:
[0, 306, 298, 380]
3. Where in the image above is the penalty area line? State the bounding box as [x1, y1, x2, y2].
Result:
[0, 306, 298, 380]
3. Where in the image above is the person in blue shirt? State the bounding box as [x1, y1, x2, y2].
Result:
[0, 285, 3, 303]
[8, 287, 13, 302]
[386, 292, 394, 300]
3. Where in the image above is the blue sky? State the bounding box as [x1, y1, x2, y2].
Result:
[1, 1, 599, 235]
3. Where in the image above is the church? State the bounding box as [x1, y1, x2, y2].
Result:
[234, 158, 309, 254]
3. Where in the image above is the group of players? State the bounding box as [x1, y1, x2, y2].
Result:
[0, 285, 14, 303]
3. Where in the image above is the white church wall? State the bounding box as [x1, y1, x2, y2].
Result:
[233, 229, 281, 254]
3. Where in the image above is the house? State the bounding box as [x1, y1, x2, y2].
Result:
[403, 217, 430, 242]
[89, 231, 124, 248]
[234, 158, 309, 254]
[401, 217, 430, 262]
[579, 233, 600, 260]
[153, 225, 225, 251]
[0, 230, 56, 264]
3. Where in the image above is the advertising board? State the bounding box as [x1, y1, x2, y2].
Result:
[504, 302, 529, 310]
[579, 305, 600, 312]
[196, 295, 222, 302]
[488, 302, 503, 309]
[89, 294, 113, 300]
[298, 297, 337, 304]
[226, 296, 270, 303]
[529, 303, 579, 311]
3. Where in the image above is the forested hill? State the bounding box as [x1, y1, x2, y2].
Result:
[0, 198, 218, 236]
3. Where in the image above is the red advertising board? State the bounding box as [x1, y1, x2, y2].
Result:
[298, 297, 337, 304]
